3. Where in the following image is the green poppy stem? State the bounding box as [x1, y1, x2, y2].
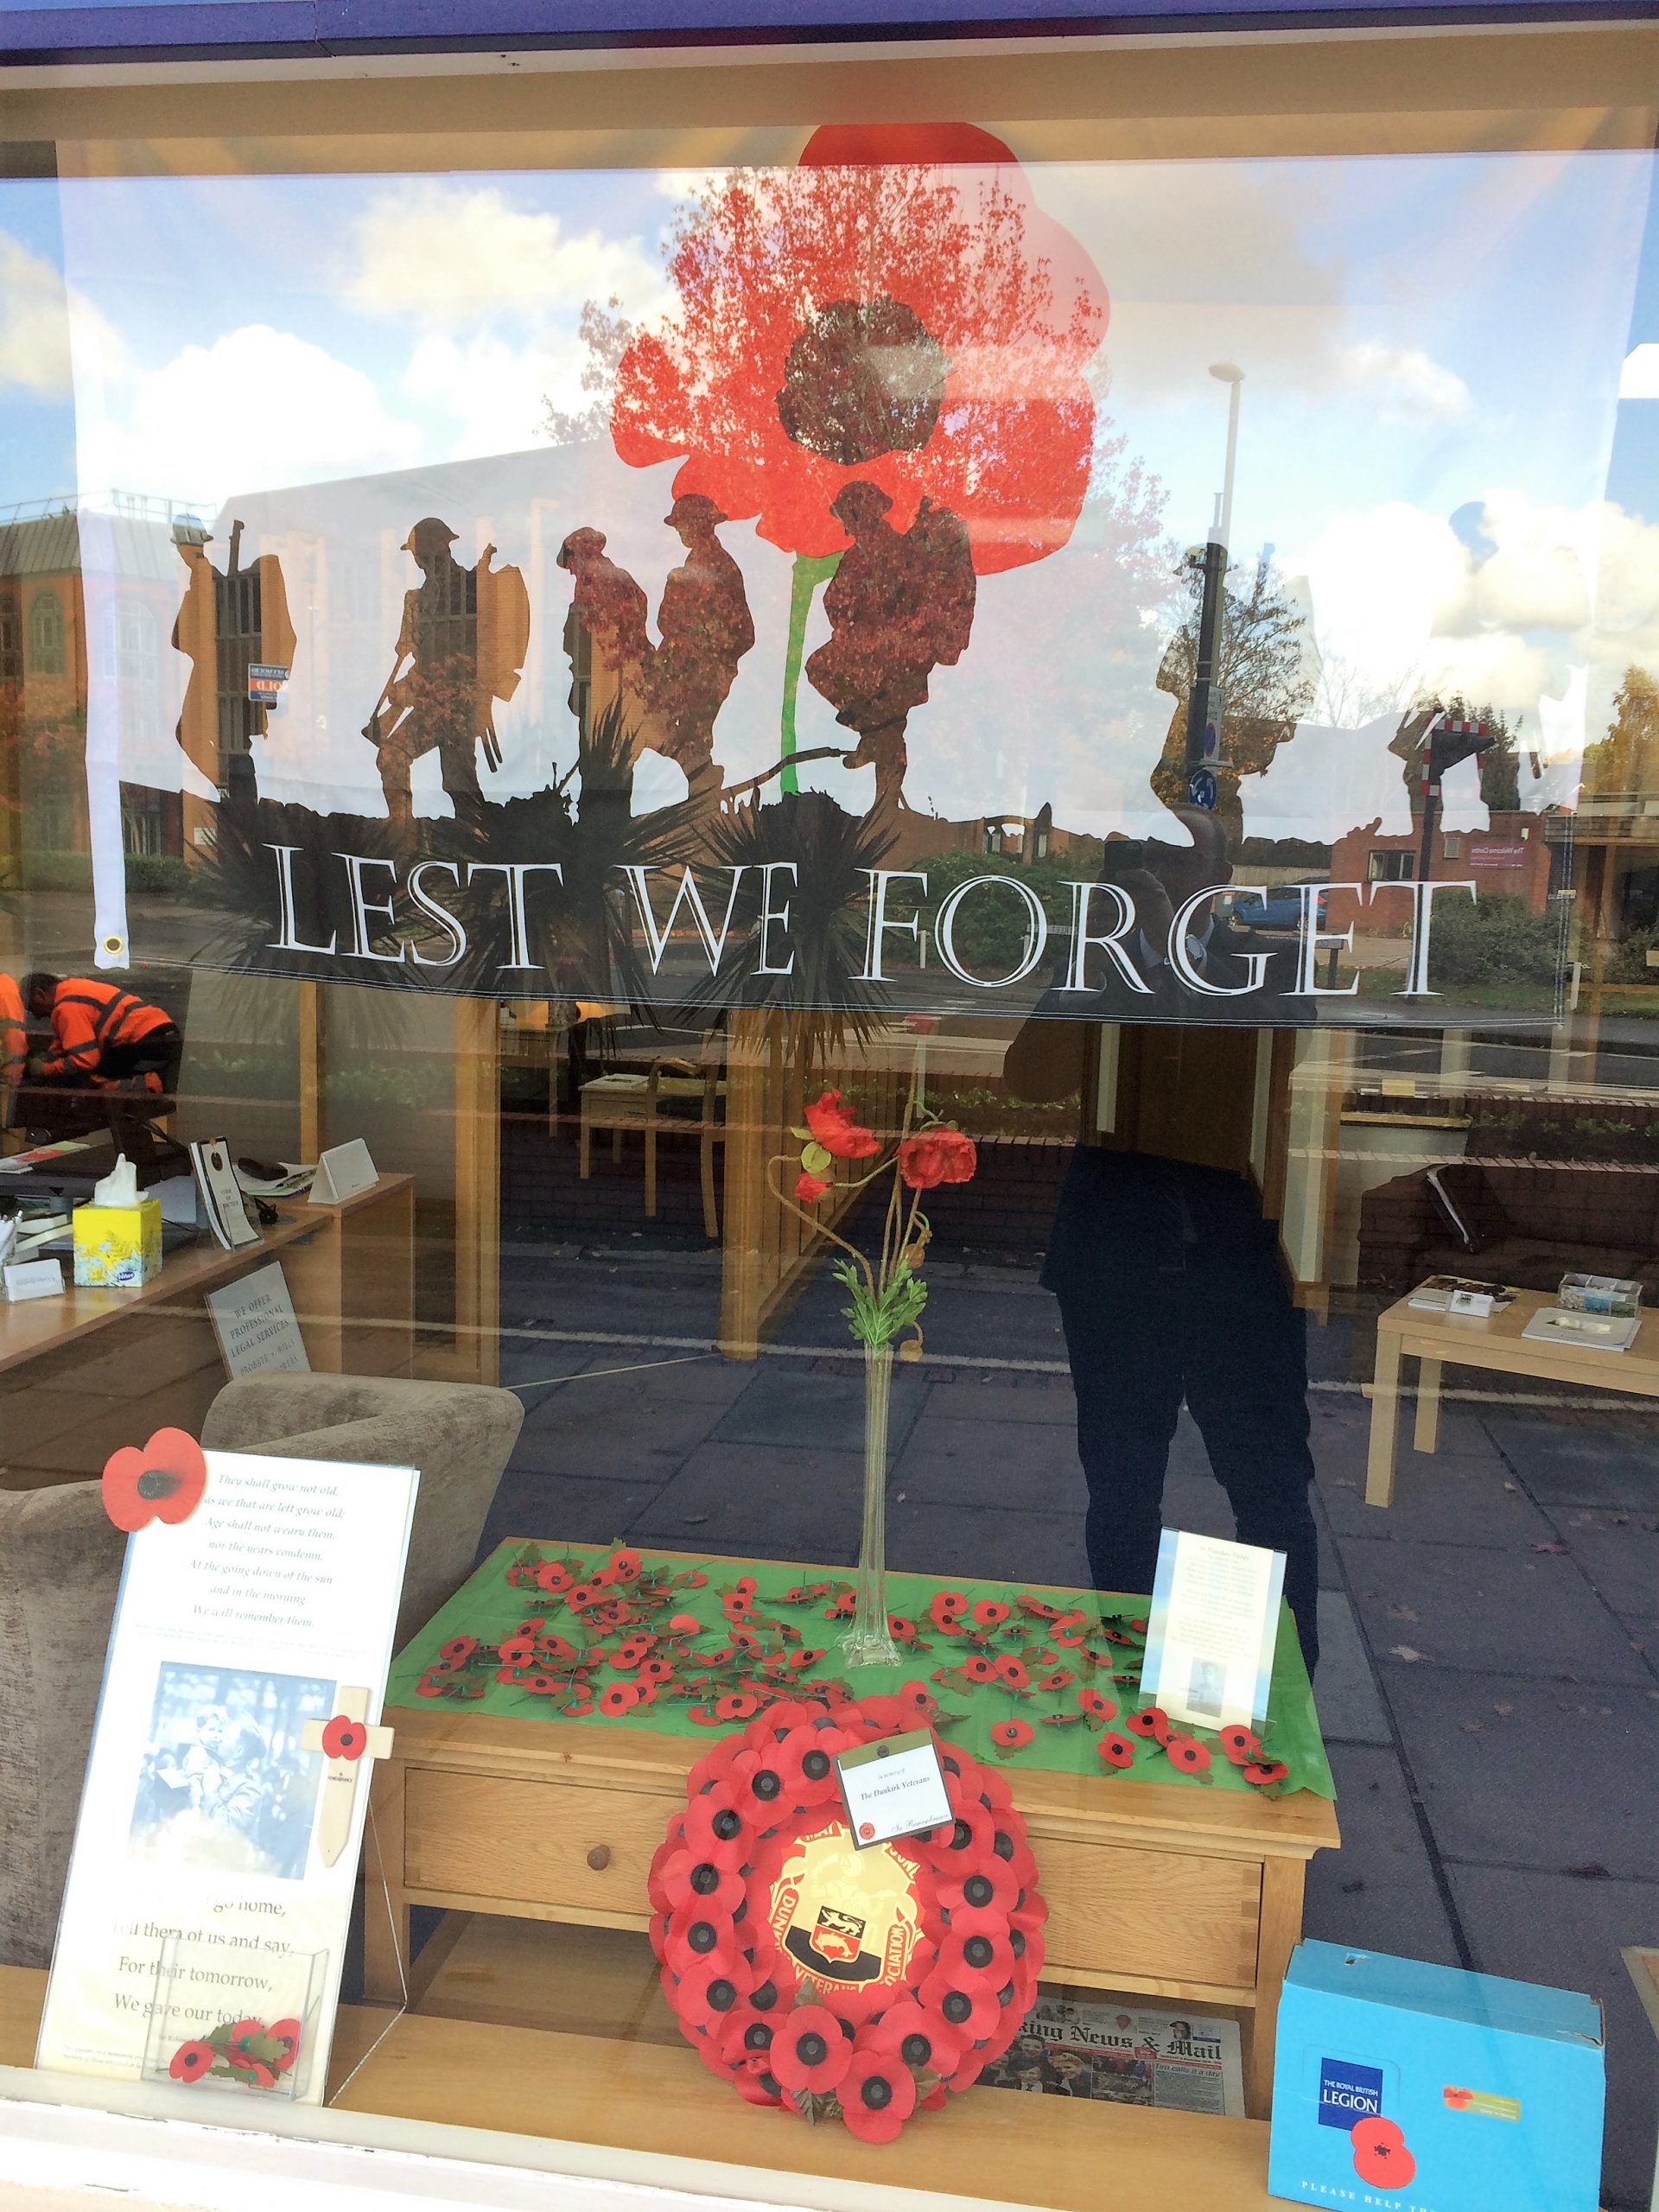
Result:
[779, 551, 840, 796]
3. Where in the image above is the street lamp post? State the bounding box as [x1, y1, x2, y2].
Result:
[1185, 361, 1244, 808]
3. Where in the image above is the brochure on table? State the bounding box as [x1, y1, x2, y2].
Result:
[1141, 1529, 1284, 1731]
[37, 1448, 416, 2103]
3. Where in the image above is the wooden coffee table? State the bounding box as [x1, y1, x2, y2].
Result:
[1365, 1287, 1659, 1507]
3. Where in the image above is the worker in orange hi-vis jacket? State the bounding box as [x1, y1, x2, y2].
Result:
[1, 970, 26, 1114]
[21, 973, 182, 1096]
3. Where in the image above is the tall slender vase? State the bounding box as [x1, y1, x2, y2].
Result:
[842, 1343, 903, 1669]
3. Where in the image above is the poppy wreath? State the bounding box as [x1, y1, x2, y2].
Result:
[650, 1691, 1046, 2142]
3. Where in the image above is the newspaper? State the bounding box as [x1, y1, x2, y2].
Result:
[978, 1994, 1245, 2116]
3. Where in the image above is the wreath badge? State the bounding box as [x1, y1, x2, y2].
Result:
[650, 1689, 1045, 2142]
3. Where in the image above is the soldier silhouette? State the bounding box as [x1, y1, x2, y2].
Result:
[806, 481, 976, 817]
[645, 493, 754, 798]
[365, 518, 529, 828]
[170, 515, 295, 795]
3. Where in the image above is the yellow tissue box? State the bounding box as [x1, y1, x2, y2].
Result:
[73, 1194, 162, 1287]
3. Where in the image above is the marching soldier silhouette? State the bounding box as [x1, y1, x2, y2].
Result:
[647, 493, 754, 798]
[366, 518, 530, 828]
[171, 515, 296, 795]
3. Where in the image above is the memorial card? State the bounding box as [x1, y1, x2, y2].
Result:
[1140, 1529, 1284, 1732]
[207, 1263, 311, 1380]
[37, 1447, 416, 2103]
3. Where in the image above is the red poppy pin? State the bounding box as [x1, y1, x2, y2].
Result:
[102, 1428, 207, 1532]
[321, 1715, 368, 1761]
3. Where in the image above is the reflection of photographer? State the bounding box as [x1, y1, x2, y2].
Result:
[1007, 804, 1320, 1675]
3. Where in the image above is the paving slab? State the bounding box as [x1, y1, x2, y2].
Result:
[1338, 1535, 1652, 1685]
[887, 1500, 1089, 1589]
[1485, 1413, 1659, 1510]
[1313, 1591, 1392, 1745]
[890, 1414, 1083, 1512]
[1382, 1664, 1659, 1881]
[710, 1364, 928, 1456]
[1302, 1743, 1460, 1967]
[496, 1338, 600, 1391]
[475, 1471, 664, 1561]
[510, 1372, 729, 1481]
[1547, 1507, 1659, 1622]
[1446, 1863, 1658, 2212]
[629, 1440, 865, 1566]
[1314, 1448, 1559, 1551]
[921, 1377, 1075, 1425]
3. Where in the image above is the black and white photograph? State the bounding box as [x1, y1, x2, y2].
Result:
[129, 1663, 334, 1882]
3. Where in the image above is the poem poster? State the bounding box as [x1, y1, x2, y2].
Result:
[37, 1451, 416, 2102]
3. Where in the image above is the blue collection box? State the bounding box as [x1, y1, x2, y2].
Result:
[1268, 1940, 1604, 2212]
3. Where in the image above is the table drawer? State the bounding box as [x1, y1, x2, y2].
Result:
[1018, 1835, 1259, 1992]
[404, 1770, 671, 1915]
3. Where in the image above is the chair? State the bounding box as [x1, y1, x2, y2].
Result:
[0, 1484, 126, 1967]
[200, 1374, 524, 1649]
[578, 1052, 727, 1238]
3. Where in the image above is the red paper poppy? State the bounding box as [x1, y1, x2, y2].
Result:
[863, 1995, 962, 2075]
[1127, 1706, 1170, 1745]
[168, 2040, 215, 2082]
[611, 125, 1105, 575]
[930, 1590, 968, 1627]
[988, 1719, 1033, 1755]
[597, 1682, 641, 1718]
[801, 1089, 881, 1161]
[1049, 1613, 1090, 1648]
[497, 1635, 536, 1668]
[994, 1656, 1029, 1691]
[639, 1657, 676, 1686]
[683, 1789, 751, 1864]
[795, 1171, 830, 1205]
[224, 2017, 265, 2044]
[268, 2019, 301, 2072]
[715, 1694, 760, 1723]
[1219, 1724, 1264, 1765]
[609, 1549, 642, 1583]
[938, 1928, 1016, 1993]
[1078, 1687, 1116, 1720]
[101, 1428, 207, 1533]
[1351, 2116, 1416, 2190]
[321, 1715, 368, 1762]
[524, 1671, 563, 1696]
[566, 1583, 599, 1611]
[539, 1635, 581, 1667]
[937, 1859, 1020, 1921]
[1241, 1758, 1290, 1789]
[770, 2005, 854, 2095]
[438, 1636, 477, 1666]
[917, 1966, 1000, 2045]
[535, 1561, 572, 1593]
[611, 1637, 653, 1670]
[887, 1615, 918, 1644]
[972, 1600, 1012, 1630]
[897, 1128, 977, 1192]
[1034, 1669, 1074, 1693]
[1096, 1732, 1136, 1770]
[1164, 1735, 1211, 1774]
[677, 1950, 757, 2036]
[838, 2048, 918, 2144]
[959, 1656, 997, 1685]
[563, 1696, 594, 1717]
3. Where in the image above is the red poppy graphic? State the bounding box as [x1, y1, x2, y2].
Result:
[771, 2005, 854, 2096]
[1096, 1732, 1135, 1770]
[988, 1719, 1033, 1755]
[613, 124, 1104, 575]
[931, 1589, 968, 1626]
[1219, 1724, 1263, 1765]
[1351, 2116, 1417, 2190]
[1049, 1612, 1090, 1648]
[918, 1965, 1000, 2045]
[535, 1560, 572, 1593]
[888, 1615, 918, 1644]
[1126, 1706, 1170, 1744]
[795, 1171, 830, 1205]
[102, 1428, 207, 1533]
[168, 2039, 216, 2083]
[972, 1599, 1013, 1630]
[437, 1635, 477, 1666]
[896, 1128, 978, 1192]
[1241, 1758, 1290, 1789]
[838, 2048, 918, 2144]
[1164, 1735, 1211, 1774]
[1034, 1668, 1075, 1693]
[498, 1634, 536, 1668]
[959, 1656, 997, 1685]
[609, 1548, 642, 1582]
[598, 1682, 641, 1718]
[994, 1656, 1029, 1692]
[1078, 1687, 1116, 1721]
[321, 1715, 368, 1762]
[801, 1089, 881, 1160]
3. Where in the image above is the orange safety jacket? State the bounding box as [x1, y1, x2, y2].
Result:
[0, 972, 23, 1093]
[42, 978, 175, 1088]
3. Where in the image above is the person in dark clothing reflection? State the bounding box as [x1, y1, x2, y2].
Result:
[1004, 805, 1320, 1675]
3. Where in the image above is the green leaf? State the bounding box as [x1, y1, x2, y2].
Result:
[800, 1141, 833, 1177]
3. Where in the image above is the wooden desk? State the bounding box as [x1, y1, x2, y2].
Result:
[0, 1961, 1288, 2210]
[1365, 1287, 1659, 1506]
[372, 1560, 1337, 2118]
[578, 1066, 726, 1238]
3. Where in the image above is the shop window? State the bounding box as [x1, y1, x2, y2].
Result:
[27, 587, 64, 674]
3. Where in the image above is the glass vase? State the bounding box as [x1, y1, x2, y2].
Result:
[842, 1343, 903, 1669]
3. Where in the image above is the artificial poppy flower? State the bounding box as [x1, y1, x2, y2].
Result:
[959, 1656, 997, 1686]
[733, 2063, 785, 2107]
[1443, 2086, 1474, 2111]
[937, 1859, 1020, 1921]
[770, 2005, 854, 2096]
[595, 1681, 640, 1718]
[609, 1549, 642, 1583]
[167, 2037, 215, 2083]
[1126, 1706, 1170, 1745]
[864, 1996, 959, 2075]
[837, 2048, 918, 2144]
[917, 1965, 1000, 2045]
[676, 1950, 756, 2036]
[437, 1635, 477, 1666]
[1164, 1735, 1211, 1774]
[801, 1089, 881, 1160]
[971, 1599, 1012, 1630]
[774, 1725, 853, 1803]
[715, 1693, 761, 1723]
[610, 1637, 653, 1671]
[1219, 1724, 1264, 1765]
[415, 1672, 450, 1698]
[1351, 2116, 1416, 2190]
[321, 1715, 368, 1762]
[1048, 1611, 1090, 1648]
[1077, 1687, 1116, 1720]
[795, 1171, 830, 1205]
[535, 1561, 572, 1593]
[668, 1611, 702, 1635]
[267, 2019, 301, 2072]
[1034, 1668, 1074, 1693]
[566, 1582, 599, 1611]
[683, 1789, 752, 1864]
[728, 1747, 790, 1823]
[896, 1128, 977, 1192]
[498, 1633, 537, 1669]
[225, 2054, 278, 2088]
[930, 1589, 968, 1628]
[938, 1929, 1016, 1992]
[639, 1657, 677, 1687]
[611, 125, 1105, 576]
[994, 1656, 1029, 1691]
[988, 1719, 1033, 1755]
[539, 1635, 581, 1668]
[1241, 1758, 1290, 1789]
[887, 1615, 918, 1644]
[102, 1428, 207, 1534]
[563, 1695, 595, 1717]
[1096, 1732, 1135, 1770]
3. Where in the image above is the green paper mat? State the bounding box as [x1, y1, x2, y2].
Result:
[388, 1541, 1333, 1802]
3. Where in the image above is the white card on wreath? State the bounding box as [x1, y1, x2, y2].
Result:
[37, 1448, 416, 2103]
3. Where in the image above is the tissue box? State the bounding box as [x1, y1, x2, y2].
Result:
[73, 1193, 162, 1287]
[1268, 1940, 1604, 2212]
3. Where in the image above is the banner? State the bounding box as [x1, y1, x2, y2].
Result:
[36, 130, 1658, 1026]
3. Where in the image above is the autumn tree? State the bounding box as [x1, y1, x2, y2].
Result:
[1580, 665, 1659, 798]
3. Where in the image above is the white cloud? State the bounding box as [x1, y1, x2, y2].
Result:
[0, 231, 73, 398]
[404, 328, 588, 460]
[1619, 342, 1659, 398]
[79, 324, 422, 507]
[1333, 340, 1471, 424]
[345, 182, 666, 328]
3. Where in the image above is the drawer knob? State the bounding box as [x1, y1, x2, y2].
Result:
[587, 1845, 612, 1872]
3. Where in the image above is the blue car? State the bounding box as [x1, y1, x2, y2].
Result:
[1225, 884, 1311, 931]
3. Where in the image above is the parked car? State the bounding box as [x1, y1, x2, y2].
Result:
[1223, 883, 1319, 931]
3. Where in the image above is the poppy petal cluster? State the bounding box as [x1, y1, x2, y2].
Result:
[802, 1089, 881, 1160]
[896, 1128, 977, 1192]
[102, 1428, 208, 1533]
